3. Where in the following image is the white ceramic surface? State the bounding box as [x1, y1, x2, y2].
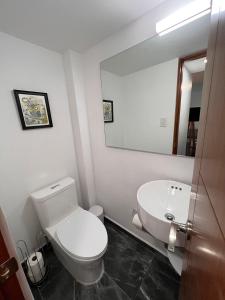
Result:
[46, 207, 107, 285]
[31, 178, 108, 285]
[31, 177, 78, 229]
[137, 180, 191, 246]
[56, 207, 107, 260]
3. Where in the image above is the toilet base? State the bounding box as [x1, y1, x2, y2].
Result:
[75, 261, 104, 285]
[51, 239, 105, 285]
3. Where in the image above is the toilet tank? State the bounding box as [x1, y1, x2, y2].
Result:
[31, 177, 78, 229]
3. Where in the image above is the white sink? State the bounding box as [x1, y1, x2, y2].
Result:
[137, 180, 191, 246]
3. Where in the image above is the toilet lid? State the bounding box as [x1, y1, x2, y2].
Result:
[56, 208, 108, 260]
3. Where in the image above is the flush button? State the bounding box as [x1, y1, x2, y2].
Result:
[51, 184, 60, 189]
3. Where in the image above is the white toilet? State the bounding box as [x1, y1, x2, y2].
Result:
[31, 177, 108, 285]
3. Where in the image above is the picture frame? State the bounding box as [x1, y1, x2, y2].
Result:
[13, 90, 53, 130]
[103, 100, 114, 123]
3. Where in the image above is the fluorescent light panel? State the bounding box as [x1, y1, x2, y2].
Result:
[156, 0, 211, 36]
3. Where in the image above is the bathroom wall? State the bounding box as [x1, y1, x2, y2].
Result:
[82, 0, 195, 253]
[63, 50, 96, 209]
[0, 32, 79, 252]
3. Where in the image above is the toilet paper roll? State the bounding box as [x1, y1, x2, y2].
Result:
[132, 213, 143, 230]
[27, 252, 45, 283]
[28, 268, 45, 283]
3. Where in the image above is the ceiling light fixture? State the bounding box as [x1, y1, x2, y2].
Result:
[156, 0, 211, 36]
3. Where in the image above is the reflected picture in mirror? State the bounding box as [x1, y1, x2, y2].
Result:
[103, 100, 114, 123]
[100, 12, 210, 157]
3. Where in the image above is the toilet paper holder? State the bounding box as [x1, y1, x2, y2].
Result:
[17, 235, 48, 286]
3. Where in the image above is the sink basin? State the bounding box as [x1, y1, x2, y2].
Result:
[137, 180, 191, 246]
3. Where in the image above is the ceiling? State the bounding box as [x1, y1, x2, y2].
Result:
[101, 14, 210, 76]
[0, 0, 166, 53]
[184, 57, 206, 74]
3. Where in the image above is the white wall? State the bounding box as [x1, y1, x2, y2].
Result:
[101, 70, 125, 147]
[0, 32, 79, 253]
[82, 0, 195, 254]
[178, 67, 192, 156]
[63, 50, 96, 209]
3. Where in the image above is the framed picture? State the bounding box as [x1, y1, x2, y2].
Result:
[13, 90, 53, 130]
[103, 100, 114, 123]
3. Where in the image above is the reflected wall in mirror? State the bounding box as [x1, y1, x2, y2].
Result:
[100, 13, 210, 157]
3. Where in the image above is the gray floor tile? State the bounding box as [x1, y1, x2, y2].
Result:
[29, 219, 180, 300]
[104, 220, 155, 297]
[134, 255, 180, 300]
[39, 268, 75, 300]
[75, 273, 130, 300]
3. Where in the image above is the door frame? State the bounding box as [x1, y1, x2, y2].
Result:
[172, 50, 207, 155]
[0, 208, 33, 299]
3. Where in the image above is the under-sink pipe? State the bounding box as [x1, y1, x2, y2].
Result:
[168, 221, 193, 252]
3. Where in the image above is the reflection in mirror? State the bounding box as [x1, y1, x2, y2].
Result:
[100, 13, 210, 157]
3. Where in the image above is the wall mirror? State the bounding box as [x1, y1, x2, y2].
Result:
[100, 13, 210, 157]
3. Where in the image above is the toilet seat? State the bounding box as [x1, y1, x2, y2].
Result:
[55, 207, 108, 261]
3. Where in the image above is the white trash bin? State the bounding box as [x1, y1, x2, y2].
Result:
[89, 205, 104, 223]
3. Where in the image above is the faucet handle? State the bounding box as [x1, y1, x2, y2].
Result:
[168, 220, 192, 252]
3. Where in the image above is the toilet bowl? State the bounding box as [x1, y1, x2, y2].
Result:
[46, 207, 107, 284]
[31, 177, 108, 285]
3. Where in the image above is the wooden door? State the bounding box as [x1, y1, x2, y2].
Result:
[180, 0, 225, 299]
[0, 230, 25, 300]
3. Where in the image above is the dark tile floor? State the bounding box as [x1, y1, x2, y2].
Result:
[29, 219, 180, 300]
